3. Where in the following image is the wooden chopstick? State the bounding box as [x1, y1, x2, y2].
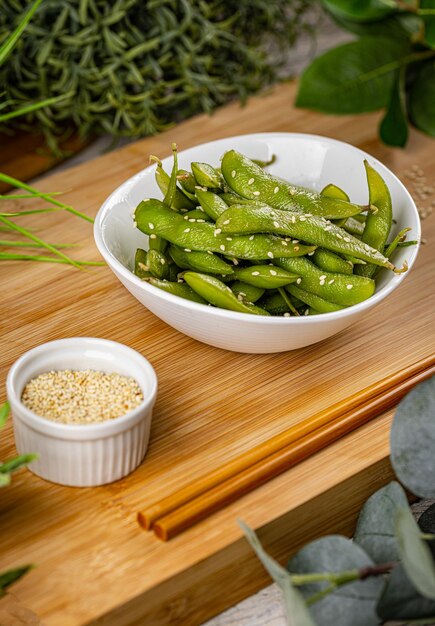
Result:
[137, 354, 435, 538]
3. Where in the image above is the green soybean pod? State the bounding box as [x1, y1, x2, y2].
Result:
[183, 272, 270, 315]
[134, 248, 151, 279]
[191, 162, 223, 189]
[259, 291, 290, 315]
[343, 216, 366, 237]
[177, 169, 197, 195]
[146, 248, 168, 280]
[356, 161, 394, 278]
[182, 208, 211, 222]
[286, 284, 346, 313]
[221, 150, 366, 219]
[168, 244, 234, 275]
[167, 261, 182, 282]
[150, 155, 195, 211]
[148, 277, 207, 304]
[230, 281, 265, 303]
[312, 249, 353, 275]
[195, 188, 229, 220]
[232, 264, 299, 288]
[276, 256, 375, 307]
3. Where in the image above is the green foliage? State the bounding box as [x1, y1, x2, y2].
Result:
[0, 0, 312, 150]
[296, 0, 435, 146]
[391, 376, 435, 498]
[242, 376, 435, 625]
[0, 566, 34, 598]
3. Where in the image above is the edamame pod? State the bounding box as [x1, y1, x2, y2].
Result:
[195, 189, 229, 220]
[146, 249, 168, 280]
[148, 277, 207, 304]
[230, 281, 265, 303]
[177, 169, 197, 195]
[182, 208, 211, 222]
[135, 199, 316, 261]
[232, 264, 299, 289]
[134, 248, 151, 279]
[286, 284, 346, 313]
[276, 256, 375, 306]
[221, 150, 367, 219]
[312, 249, 353, 275]
[191, 162, 223, 189]
[216, 204, 398, 270]
[169, 245, 234, 275]
[150, 156, 195, 211]
[183, 272, 270, 315]
[356, 161, 394, 278]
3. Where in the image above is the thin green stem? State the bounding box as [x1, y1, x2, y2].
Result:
[0, 240, 77, 249]
[0, 173, 93, 223]
[1, 208, 60, 217]
[0, 216, 82, 268]
[0, 94, 71, 123]
[0, 253, 104, 266]
[418, 9, 435, 15]
[290, 569, 360, 586]
[306, 583, 337, 606]
[0, 192, 64, 199]
[0, 0, 43, 66]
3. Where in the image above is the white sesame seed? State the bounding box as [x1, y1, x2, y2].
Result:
[284, 312, 291, 317]
[320, 275, 326, 280]
[231, 170, 236, 178]
[253, 191, 260, 196]
[177, 279, 184, 283]
[160, 258, 165, 265]
[292, 240, 299, 244]
[223, 219, 230, 225]
[207, 251, 213, 255]
[304, 309, 310, 316]
[308, 251, 315, 256]
[248, 178, 255, 185]
[267, 251, 274, 258]
[274, 186, 279, 194]
[346, 284, 353, 290]
[133, 221, 137, 228]
[189, 218, 196, 222]
[184, 215, 189, 220]
[344, 237, 351, 242]
[252, 271, 260, 276]
[249, 235, 255, 241]
[197, 219, 205, 223]
[220, 245, 226, 251]
[299, 216, 307, 221]
[281, 240, 288, 246]
[150, 233, 157, 239]
[184, 248, 191, 252]
[305, 213, 313, 217]
[336, 233, 343, 239]
[148, 223, 154, 229]
[214, 228, 222, 236]
[232, 258, 239, 265]
[291, 216, 296, 223]
[320, 280, 325, 286]
[273, 221, 280, 228]
[270, 269, 277, 276]
[296, 278, 302, 284]
[328, 279, 335, 285]
[226, 237, 232, 241]
[184, 228, 190, 233]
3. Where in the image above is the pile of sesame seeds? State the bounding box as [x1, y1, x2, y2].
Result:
[404, 165, 434, 222]
[21, 370, 144, 425]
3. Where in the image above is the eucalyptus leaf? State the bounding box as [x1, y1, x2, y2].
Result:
[354, 481, 409, 563]
[409, 62, 435, 137]
[419, 503, 435, 534]
[0, 566, 34, 597]
[296, 37, 408, 114]
[379, 69, 408, 147]
[0, 401, 10, 429]
[239, 521, 316, 626]
[377, 562, 435, 620]
[287, 536, 383, 626]
[323, 0, 395, 22]
[391, 376, 435, 498]
[396, 507, 435, 600]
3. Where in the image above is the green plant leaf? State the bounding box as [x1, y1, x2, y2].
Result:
[390, 376, 435, 498]
[396, 507, 435, 600]
[296, 37, 409, 114]
[354, 481, 409, 563]
[0, 565, 34, 597]
[409, 62, 435, 136]
[239, 521, 316, 626]
[0, 94, 70, 123]
[287, 536, 383, 626]
[329, 11, 421, 39]
[0, 401, 10, 429]
[379, 68, 409, 147]
[0, 0, 43, 67]
[421, 0, 435, 48]
[323, 0, 396, 22]
[419, 503, 435, 534]
[377, 561, 435, 620]
[0, 453, 38, 475]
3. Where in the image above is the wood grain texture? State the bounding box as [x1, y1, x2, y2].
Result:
[0, 81, 434, 626]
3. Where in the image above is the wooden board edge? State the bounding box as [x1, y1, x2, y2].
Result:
[88, 457, 395, 626]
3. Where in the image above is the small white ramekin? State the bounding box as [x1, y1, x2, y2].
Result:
[6, 337, 158, 487]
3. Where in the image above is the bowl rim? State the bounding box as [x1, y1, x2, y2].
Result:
[6, 337, 158, 440]
[94, 132, 421, 324]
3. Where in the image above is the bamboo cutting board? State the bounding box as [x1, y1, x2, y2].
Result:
[1, 82, 434, 626]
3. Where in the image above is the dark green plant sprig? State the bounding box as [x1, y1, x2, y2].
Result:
[242, 376, 435, 625]
[0, 0, 312, 151]
[296, 0, 435, 146]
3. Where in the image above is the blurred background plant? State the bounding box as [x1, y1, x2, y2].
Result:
[297, 0, 435, 146]
[0, 0, 313, 154]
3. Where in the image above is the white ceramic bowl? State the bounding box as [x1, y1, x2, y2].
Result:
[94, 133, 420, 353]
[6, 338, 158, 487]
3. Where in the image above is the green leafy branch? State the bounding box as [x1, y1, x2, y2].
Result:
[296, 0, 435, 146]
[242, 376, 435, 625]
